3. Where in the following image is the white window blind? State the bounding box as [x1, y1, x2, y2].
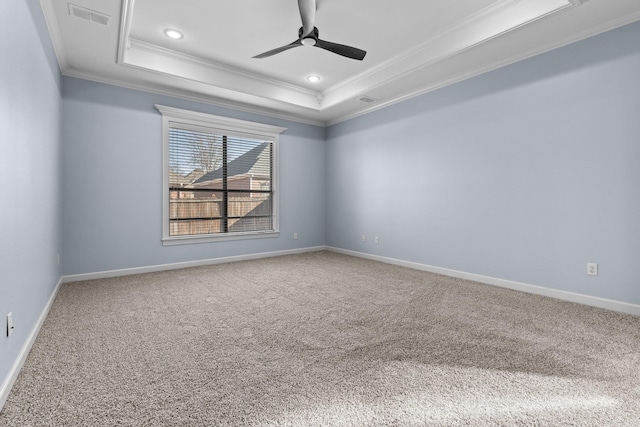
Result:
[157, 105, 285, 245]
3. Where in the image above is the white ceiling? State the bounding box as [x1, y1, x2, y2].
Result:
[41, 0, 640, 126]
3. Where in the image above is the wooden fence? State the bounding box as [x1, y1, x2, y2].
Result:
[169, 196, 270, 236]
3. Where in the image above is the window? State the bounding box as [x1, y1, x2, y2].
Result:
[156, 105, 286, 245]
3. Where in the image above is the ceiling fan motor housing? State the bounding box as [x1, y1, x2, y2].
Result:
[299, 26, 319, 44]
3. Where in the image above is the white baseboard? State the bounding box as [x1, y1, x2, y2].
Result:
[0, 276, 64, 412]
[64, 245, 640, 316]
[63, 246, 328, 283]
[328, 247, 640, 317]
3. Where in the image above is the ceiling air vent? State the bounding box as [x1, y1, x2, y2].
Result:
[358, 96, 377, 104]
[68, 3, 110, 26]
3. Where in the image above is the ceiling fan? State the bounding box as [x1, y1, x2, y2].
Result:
[253, 0, 366, 61]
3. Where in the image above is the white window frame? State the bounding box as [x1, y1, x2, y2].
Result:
[156, 105, 286, 246]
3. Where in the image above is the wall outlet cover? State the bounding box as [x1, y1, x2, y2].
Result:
[7, 312, 14, 337]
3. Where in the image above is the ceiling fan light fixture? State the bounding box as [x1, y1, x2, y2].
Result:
[306, 75, 321, 83]
[301, 38, 316, 47]
[164, 29, 183, 40]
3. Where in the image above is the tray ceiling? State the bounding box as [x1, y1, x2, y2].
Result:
[41, 0, 640, 126]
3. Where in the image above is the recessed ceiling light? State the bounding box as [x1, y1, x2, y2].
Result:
[164, 29, 183, 40]
[306, 75, 321, 83]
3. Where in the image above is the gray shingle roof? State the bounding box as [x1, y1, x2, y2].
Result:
[193, 143, 269, 184]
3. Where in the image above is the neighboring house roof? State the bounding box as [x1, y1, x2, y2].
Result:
[193, 143, 269, 185]
[184, 168, 206, 184]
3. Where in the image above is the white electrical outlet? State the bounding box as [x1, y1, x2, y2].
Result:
[375, 236, 379, 244]
[361, 234, 366, 242]
[587, 263, 598, 276]
[293, 232, 298, 240]
[7, 312, 14, 337]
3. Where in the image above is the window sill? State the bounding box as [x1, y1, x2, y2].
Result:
[162, 231, 280, 246]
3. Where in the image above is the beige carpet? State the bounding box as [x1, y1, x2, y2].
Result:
[1, 251, 639, 426]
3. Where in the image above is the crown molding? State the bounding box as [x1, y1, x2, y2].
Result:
[325, 6, 640, 127]
[61, 68, 327, 127]
[122, 39, 321, 111]
[117, 0, 321, 111]
[321, 0, 575, 110]
[128, 39, 319, 100]
[322, 0, 524, 98]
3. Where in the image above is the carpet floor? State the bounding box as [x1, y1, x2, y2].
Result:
[1, 251, 639, 426]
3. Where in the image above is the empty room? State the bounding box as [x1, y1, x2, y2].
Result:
[1, 0, 639, 425]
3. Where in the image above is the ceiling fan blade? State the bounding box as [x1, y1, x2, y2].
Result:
[297, 0, 317, 37]
[253, 40, 302, 59]
[315, 39, 366, 61]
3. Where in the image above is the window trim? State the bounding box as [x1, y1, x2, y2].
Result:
[156, 105, 286, 246]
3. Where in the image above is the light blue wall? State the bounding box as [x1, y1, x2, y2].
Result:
[326, 22, 640, 305]
[62, 78, 326, 275]
[0, 0, 62, 395]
